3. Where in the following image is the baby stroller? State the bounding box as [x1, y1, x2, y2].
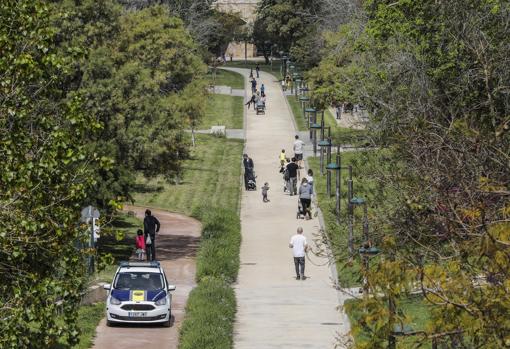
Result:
[296, 199, 306, 219]
[246, 170, 257, 191]
[256, 100, 266, 115]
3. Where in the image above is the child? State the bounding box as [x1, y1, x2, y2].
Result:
[262, 182, 270, 202]
[279, 149, 286, 166]
[135, 229, 146, 261]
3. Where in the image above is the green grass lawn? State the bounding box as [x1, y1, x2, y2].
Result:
[132, 134, 243, 215]
[74, 303, 106, 349]
[199, 95, 244, 129]
[208, 68, 244, 89]
[345, 297, 434, 348]
[287, 95, 308, 131]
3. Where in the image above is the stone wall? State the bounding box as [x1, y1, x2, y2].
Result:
[214, 0, 260, 59]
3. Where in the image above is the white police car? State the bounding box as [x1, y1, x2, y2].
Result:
[103, 261, 176, 327]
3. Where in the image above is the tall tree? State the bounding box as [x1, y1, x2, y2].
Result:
[311, 0, 510, 347]
[0, 1, 99, 347]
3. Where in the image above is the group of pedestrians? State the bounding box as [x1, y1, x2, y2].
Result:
[243, 128, 314, 280]
[134, 209, 160, 261]
[245, 65, 267, 110]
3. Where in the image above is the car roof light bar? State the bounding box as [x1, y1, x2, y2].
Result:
[119, 261, 160, 268]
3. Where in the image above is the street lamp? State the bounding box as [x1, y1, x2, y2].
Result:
[305, 107, 317, 139]
[299, 96, 310, 117]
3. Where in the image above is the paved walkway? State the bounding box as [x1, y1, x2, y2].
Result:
[230, 68, 351, 349]
[92, 207, 201, 349]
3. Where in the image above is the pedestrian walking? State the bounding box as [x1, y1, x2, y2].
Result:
[298, 178, 312, 220]
[243, 154, 255, 190]
[135, 229, 146, 261]
[245, 93, 256, 109]
[260, 83, 265, 97]
[293, 135, 305, 169]
[286, 157, 299, 195]
[256, 63, 260, 78]
[306, 169, 314, 195]
[249, 68, 253, 78]
[336, 104, 342, 120]
[251, 78, 257, 94]
[261, 182, 270, 202]
[289, 227, 308, 280]
[143, 209, 160, 261]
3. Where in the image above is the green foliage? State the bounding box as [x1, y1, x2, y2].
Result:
[0, 1, 100, 347]
[50, 1, 209, 208]
[311, 0, 510, 347]
[193, 207, 241, 283]
[255, 0, 323, 67]
[178, 277, 236, 349]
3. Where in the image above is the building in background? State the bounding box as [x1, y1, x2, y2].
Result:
[214, 0, 259, 59]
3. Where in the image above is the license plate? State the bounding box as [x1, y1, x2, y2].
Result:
[128, 312, 147, 318]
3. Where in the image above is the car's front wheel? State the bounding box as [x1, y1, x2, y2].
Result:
[106, 319, 115, 327]
[162, 311, 172, 327]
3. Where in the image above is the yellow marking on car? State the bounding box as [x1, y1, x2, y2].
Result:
[132, 290, 145, 302]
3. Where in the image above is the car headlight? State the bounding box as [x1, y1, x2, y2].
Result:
[155, 297, 167, 306]
[110, 296, 121, 305]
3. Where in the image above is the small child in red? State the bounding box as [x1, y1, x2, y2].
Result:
[135, 229, 146, 261]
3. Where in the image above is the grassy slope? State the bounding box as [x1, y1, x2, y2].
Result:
[208, 69, 244, 89]
[199, 95, 244, 129]
[132, 134, 243, 214]
[287, 96, 307, 131]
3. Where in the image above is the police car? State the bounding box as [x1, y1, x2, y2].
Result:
[103, 261, 176, 327]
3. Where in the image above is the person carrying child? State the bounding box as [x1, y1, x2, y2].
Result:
[262, 182, 270, 202]
[135, 229, 146, 261]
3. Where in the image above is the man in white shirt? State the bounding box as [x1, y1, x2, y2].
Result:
[293, 135, 305, 169]
[289, 227, 308, 280]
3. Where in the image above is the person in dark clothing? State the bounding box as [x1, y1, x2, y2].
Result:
[256, 64, 260, 78]
[251, 78, 257, 94]
[245, 93, 256, 109]
[243, 153, 255, 190]
[143, 209, 160, 261]
[286, 157, 300, 195]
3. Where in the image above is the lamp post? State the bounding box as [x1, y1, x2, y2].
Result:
[299, 96, 310, 117]
[309, 121, 322, 157]
[306, 107, 317, 139]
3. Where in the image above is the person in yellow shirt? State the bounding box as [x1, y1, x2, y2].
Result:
[279, 149, 286, 167]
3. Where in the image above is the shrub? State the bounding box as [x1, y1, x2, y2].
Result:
[179, 206, 241, 349]
[178, 277, 236, 349]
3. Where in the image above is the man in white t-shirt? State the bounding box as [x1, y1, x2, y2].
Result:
[293, 135, 305, 169]
[289, 227, 308, 280]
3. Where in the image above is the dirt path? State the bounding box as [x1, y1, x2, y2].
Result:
[92, 206, 201, 349]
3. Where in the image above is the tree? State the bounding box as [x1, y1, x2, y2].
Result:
[310, 0, 510, 347]
[0, 1, 99, 347]
[50, 3, 208, 206]
[254, 0, 324, 67]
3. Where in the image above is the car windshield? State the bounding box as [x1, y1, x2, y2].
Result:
[114, 272, 164, 290]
